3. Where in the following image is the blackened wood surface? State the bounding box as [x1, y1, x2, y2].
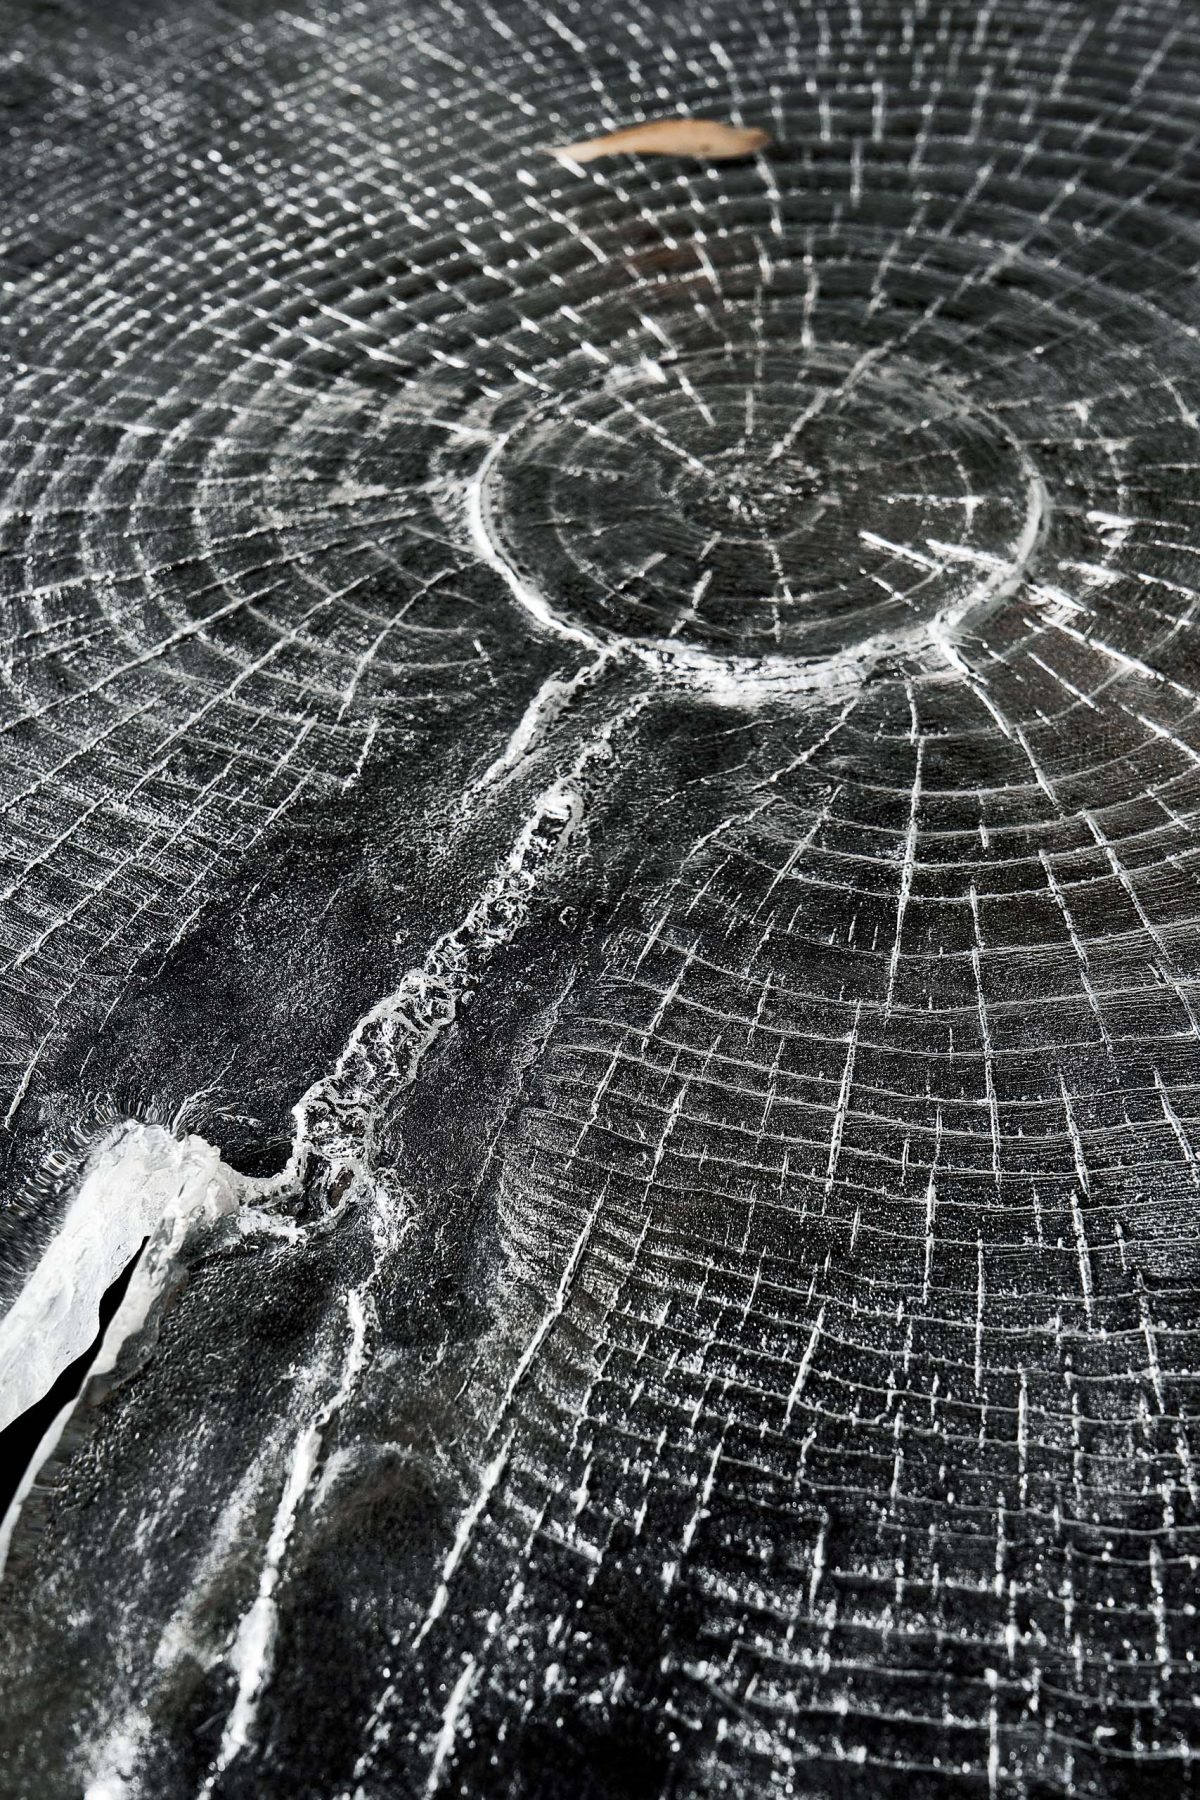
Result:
[2, 3, 1200, 1796]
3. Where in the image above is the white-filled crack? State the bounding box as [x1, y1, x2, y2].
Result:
[0, 725, 622, 1583]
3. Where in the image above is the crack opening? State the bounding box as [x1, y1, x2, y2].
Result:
[0, 1236, 148, 1522]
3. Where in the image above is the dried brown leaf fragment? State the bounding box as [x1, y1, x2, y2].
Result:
[549, 117, 771, 163]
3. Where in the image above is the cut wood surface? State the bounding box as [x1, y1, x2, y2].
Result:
[2, 5, 1200, 1799]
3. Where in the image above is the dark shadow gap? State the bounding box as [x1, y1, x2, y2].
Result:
[0, 1239, 148, 1519]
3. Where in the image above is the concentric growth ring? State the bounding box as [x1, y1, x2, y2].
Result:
[478, 344, 1049, 672]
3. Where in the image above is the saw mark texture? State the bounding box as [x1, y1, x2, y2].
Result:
[3, 2, 1200, 1797]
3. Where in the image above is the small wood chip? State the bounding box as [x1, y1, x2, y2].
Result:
[549, 118, 771, 164]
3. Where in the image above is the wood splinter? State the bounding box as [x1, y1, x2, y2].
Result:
[548, 118, 771, 164]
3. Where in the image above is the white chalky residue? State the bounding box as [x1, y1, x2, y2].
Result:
[0, 1123, 241, 1436]
[201, 1289, 368, 1791]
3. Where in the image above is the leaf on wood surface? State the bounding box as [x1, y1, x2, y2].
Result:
[549, 117, 771, 163]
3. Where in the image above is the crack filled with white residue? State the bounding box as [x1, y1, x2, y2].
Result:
[0, 715, 627, 1584]
[199, 1287, 368, 1792]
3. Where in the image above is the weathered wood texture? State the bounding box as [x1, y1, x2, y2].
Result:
[1, 3, 1199, 1796]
